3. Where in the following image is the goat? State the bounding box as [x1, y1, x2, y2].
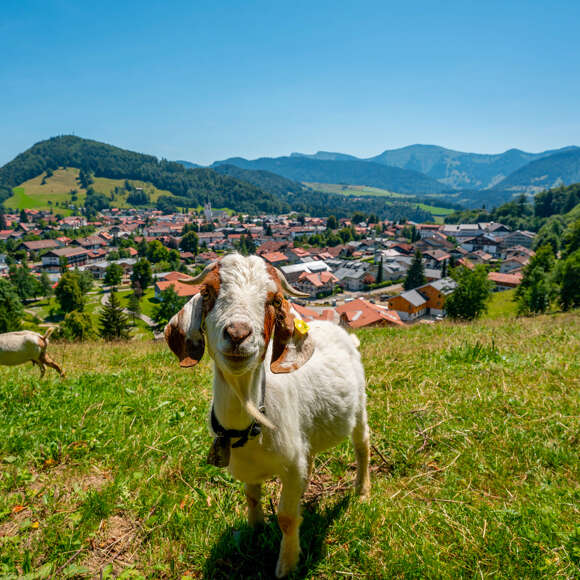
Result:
[165, 254, 370, 578]
[0, 327, 64, 377]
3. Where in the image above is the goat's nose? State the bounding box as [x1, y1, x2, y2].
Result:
[224, 321, 252, 345]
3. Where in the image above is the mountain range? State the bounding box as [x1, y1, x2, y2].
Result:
[209, 144, 580, 194]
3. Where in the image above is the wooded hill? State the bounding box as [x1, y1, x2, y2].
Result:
[0, 136, 439, 221]
[0, 136, 289, 215]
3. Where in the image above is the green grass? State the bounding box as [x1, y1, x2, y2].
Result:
[484, 289, 519, 320]
[305, 182, 410, 198]
[3, 168, 177, 213]
[0, 312, 578, 578]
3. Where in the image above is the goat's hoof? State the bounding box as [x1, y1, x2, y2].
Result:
[275, 553, 298, 578]
[356, 482, 371, 501]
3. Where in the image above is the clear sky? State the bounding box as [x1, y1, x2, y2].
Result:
[1, 0, 579, 166]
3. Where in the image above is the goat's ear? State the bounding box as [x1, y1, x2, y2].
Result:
[165, 294, 205, 368]
[270, 298, 314, 374]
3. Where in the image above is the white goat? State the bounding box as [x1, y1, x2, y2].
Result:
[165, 254, 370, 578]
[0, 327, 64, 377]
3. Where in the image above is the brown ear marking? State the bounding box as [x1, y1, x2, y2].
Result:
[165, 319, 205, 368]
[265, 268, 314, 374]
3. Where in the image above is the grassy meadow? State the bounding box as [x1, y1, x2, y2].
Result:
[3, 168, 175, 214]
[0, 312, 578, 578]
[304, 182, 455, 222]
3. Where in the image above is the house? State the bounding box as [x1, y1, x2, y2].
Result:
[500, 230, 536, 251]
[499, 255, 529, 273]
[333, 263, 371, 291]
[18, 239, 61, 254]
[387, 290, 428, 320]
[417, 278, 457, 316]
[291, 302, 337, 323]
[422, 250, 451, 269]
[488, 271, 523, 291]
[336, 298, 404, 329]
[460, 234, 501, 256]
[41, 247, 90, 272]
[294, 271, 339, 297]
[261, 251, 289, 267]
[155, 279, 202, 299]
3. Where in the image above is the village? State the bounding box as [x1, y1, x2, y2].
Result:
[0, 200, 536, 333]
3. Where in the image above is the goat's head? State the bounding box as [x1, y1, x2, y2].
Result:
[165, 254, 312, 377]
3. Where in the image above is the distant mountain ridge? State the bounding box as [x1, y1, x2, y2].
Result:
[211, 155, 448, 194]
[491, 149, 580, 193]
[291, 144, 580, 190]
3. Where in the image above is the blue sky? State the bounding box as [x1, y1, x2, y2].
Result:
[1, 0, 579, 166]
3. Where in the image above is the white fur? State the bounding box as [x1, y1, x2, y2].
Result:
[173, 254, 370, 577]
[0, 329, 64, 377]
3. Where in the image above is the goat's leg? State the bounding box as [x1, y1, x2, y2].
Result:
[35, 360, 46, 378]
[352, 411, 371, 500]
[276, 468, 305, 578]
[245, 483, 264, 527]
[40, 353, 64, 377]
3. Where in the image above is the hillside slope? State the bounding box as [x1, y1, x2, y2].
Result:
[0, 312, 577, 578]
[493, 149, 580, 193]
[211, 163, 310, 197]
[212, 155, 448, 194]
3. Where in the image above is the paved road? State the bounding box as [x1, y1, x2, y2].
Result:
[100, 290, 156, 327]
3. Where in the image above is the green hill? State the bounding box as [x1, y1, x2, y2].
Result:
[210, 163, 310, 197]
[0, 311, 577, 577]
[0, 136, 289, 214]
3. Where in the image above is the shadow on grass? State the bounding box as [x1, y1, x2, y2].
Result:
[203, 495, 350, 579]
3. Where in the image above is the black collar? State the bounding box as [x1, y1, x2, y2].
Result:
[210, 373, 266, 449]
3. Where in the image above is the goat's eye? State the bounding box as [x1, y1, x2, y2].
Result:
[272, 295, 282, 308]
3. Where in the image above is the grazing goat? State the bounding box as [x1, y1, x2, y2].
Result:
[0, 327, 64, 377]
[165, 254, 370, 578]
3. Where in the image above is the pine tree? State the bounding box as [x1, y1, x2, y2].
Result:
[0, 207, 7, 230]
[404, 250, 426, 290]
[99, 290, 131, 340]
[127, 292, 142, 323]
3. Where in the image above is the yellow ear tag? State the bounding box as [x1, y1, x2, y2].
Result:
[294, 318, 309, 336]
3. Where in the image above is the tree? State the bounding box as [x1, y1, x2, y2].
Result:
[104, 263, 124, 287]
[147, 240, 170, 263]
[181, 231, 199, 255]
[99, 290, 131, 340]
[19, 209, 28, 223]
[0, 207, 7, 230]
[404, 250, 426, 290]
[62, 310, 94, 341]
[9, 263, 42, 301]
[127, 292, 142, 322]
[78, 269, 94, 294]
[0, 278, 24, 332]
[558, 250, 580, 311]
[326, 215, 338, 230]
[561, 219, 580, 259]
[131, 258, 153, 291]
[515, 244, 556, 316]
[376, 255, 384, 284]
[153, 286, 187, 328]
[55, 271, 85, 313]
[40, 272, 53, 298]
[445, 265, 493, 320]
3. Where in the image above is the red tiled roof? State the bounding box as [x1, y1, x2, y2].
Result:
[488, 272, 522, 286]
[336, 298, 404, 328]
[261, 251, 288, 264]
[156, 280, 201, 297]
